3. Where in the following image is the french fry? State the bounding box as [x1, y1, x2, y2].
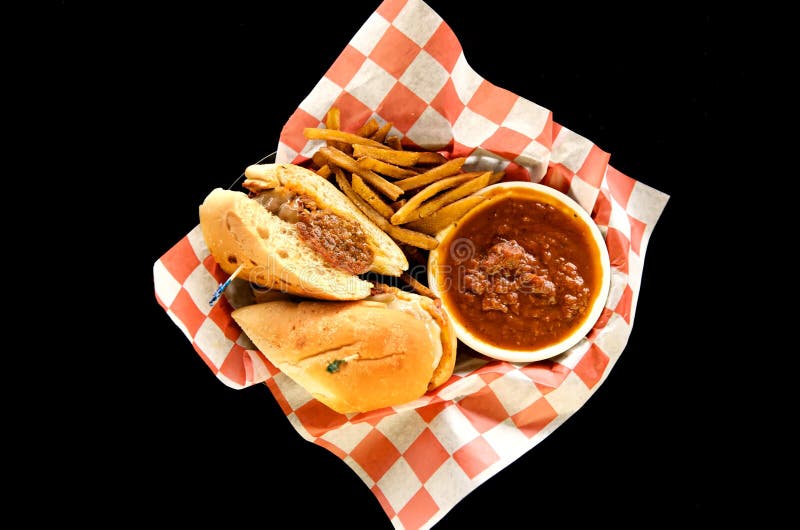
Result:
[395, 160, 469, 192]
[358, 156, 418, 179]
[324, 107, 349, 153]
[488, 170, 505, 185]
[316, 164, 332, 179]
[357, 118, 380, 138]
[351, 174, 394, 218]
[370, 122, 392, 143]
[325, 107, 340, 131]
[334, 168, 437, 250]
[390, 199, 407, 211]
[304, 128, 389, 150]
[391, 172, 477, 225]
[318, 146, 403, 201]
[405, 196, 486, 235]
[334, 168, 389, 229]
[415, 171, 492, 219]
[385, 136, 403, 150]
[312, 150, 327, 169]
[415, 152, 448, 165]
[401, 271, 436, 299]
[385, 223, 439, 250]
[399, 243, 426, 266]
[352, 144, 446, 167]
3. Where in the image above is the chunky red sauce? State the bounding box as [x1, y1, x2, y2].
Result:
[439, 195, 601, 350]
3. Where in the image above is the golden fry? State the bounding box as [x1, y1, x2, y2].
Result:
[415, 171, 492, 218]
[324, 107, 347, 152]
[405, 196, 486, 235]
[352, 174, 394, 218]
[370, 122, 393, 143]
[312, 150, 327, 168]
[334, 167, 390, 229]
[400, 243, 426, 266]
[385, 223, 438, 250]
[395, 160, 469, 192]
[316, 164, 332, 179]
[401, 271, 436, 299]
[415, 152, 448, 165]
[391, 172, 477, 225]
[358, 156, 418, 179]
[335, 168, 437, 249]
[318, 147, 403, 201]
[488, 170, 505, 185]
[325, 107, 340, 131]
[325, 107, 341, 131]
[390, 199, 407, 211]
[304, 128, 389, 150]
[352, 144, 445, 167]
[385, 136, 403, 150]
[357, 118, 379, 138]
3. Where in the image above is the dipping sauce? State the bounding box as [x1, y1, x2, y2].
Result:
[437, 192, 603, 351]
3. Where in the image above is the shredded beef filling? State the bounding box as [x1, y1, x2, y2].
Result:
[250, 188, 373, 275]
[296, 209, 373, 275]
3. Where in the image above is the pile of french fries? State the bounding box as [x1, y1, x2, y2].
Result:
[304, 107, 504, 252]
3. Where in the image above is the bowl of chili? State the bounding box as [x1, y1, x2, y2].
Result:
[427, 181, 610, 363]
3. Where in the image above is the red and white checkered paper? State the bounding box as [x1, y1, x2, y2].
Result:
[153, 1, 669, 528]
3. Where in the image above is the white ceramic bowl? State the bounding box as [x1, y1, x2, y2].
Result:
[427, 181, 611, 363]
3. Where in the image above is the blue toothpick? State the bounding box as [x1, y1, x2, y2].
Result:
[209, 263, 244, 307]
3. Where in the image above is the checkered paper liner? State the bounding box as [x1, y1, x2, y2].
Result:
[153, 0, 669, 528]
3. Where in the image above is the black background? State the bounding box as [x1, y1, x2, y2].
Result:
[43, 0, 769, 526]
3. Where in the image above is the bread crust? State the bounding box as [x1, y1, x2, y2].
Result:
[232, 300, 436, 413]
[401, 292, 457, 390]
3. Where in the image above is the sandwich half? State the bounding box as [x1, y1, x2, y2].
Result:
[232, 287, 457, 414]
[199, 163, 408, 300]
